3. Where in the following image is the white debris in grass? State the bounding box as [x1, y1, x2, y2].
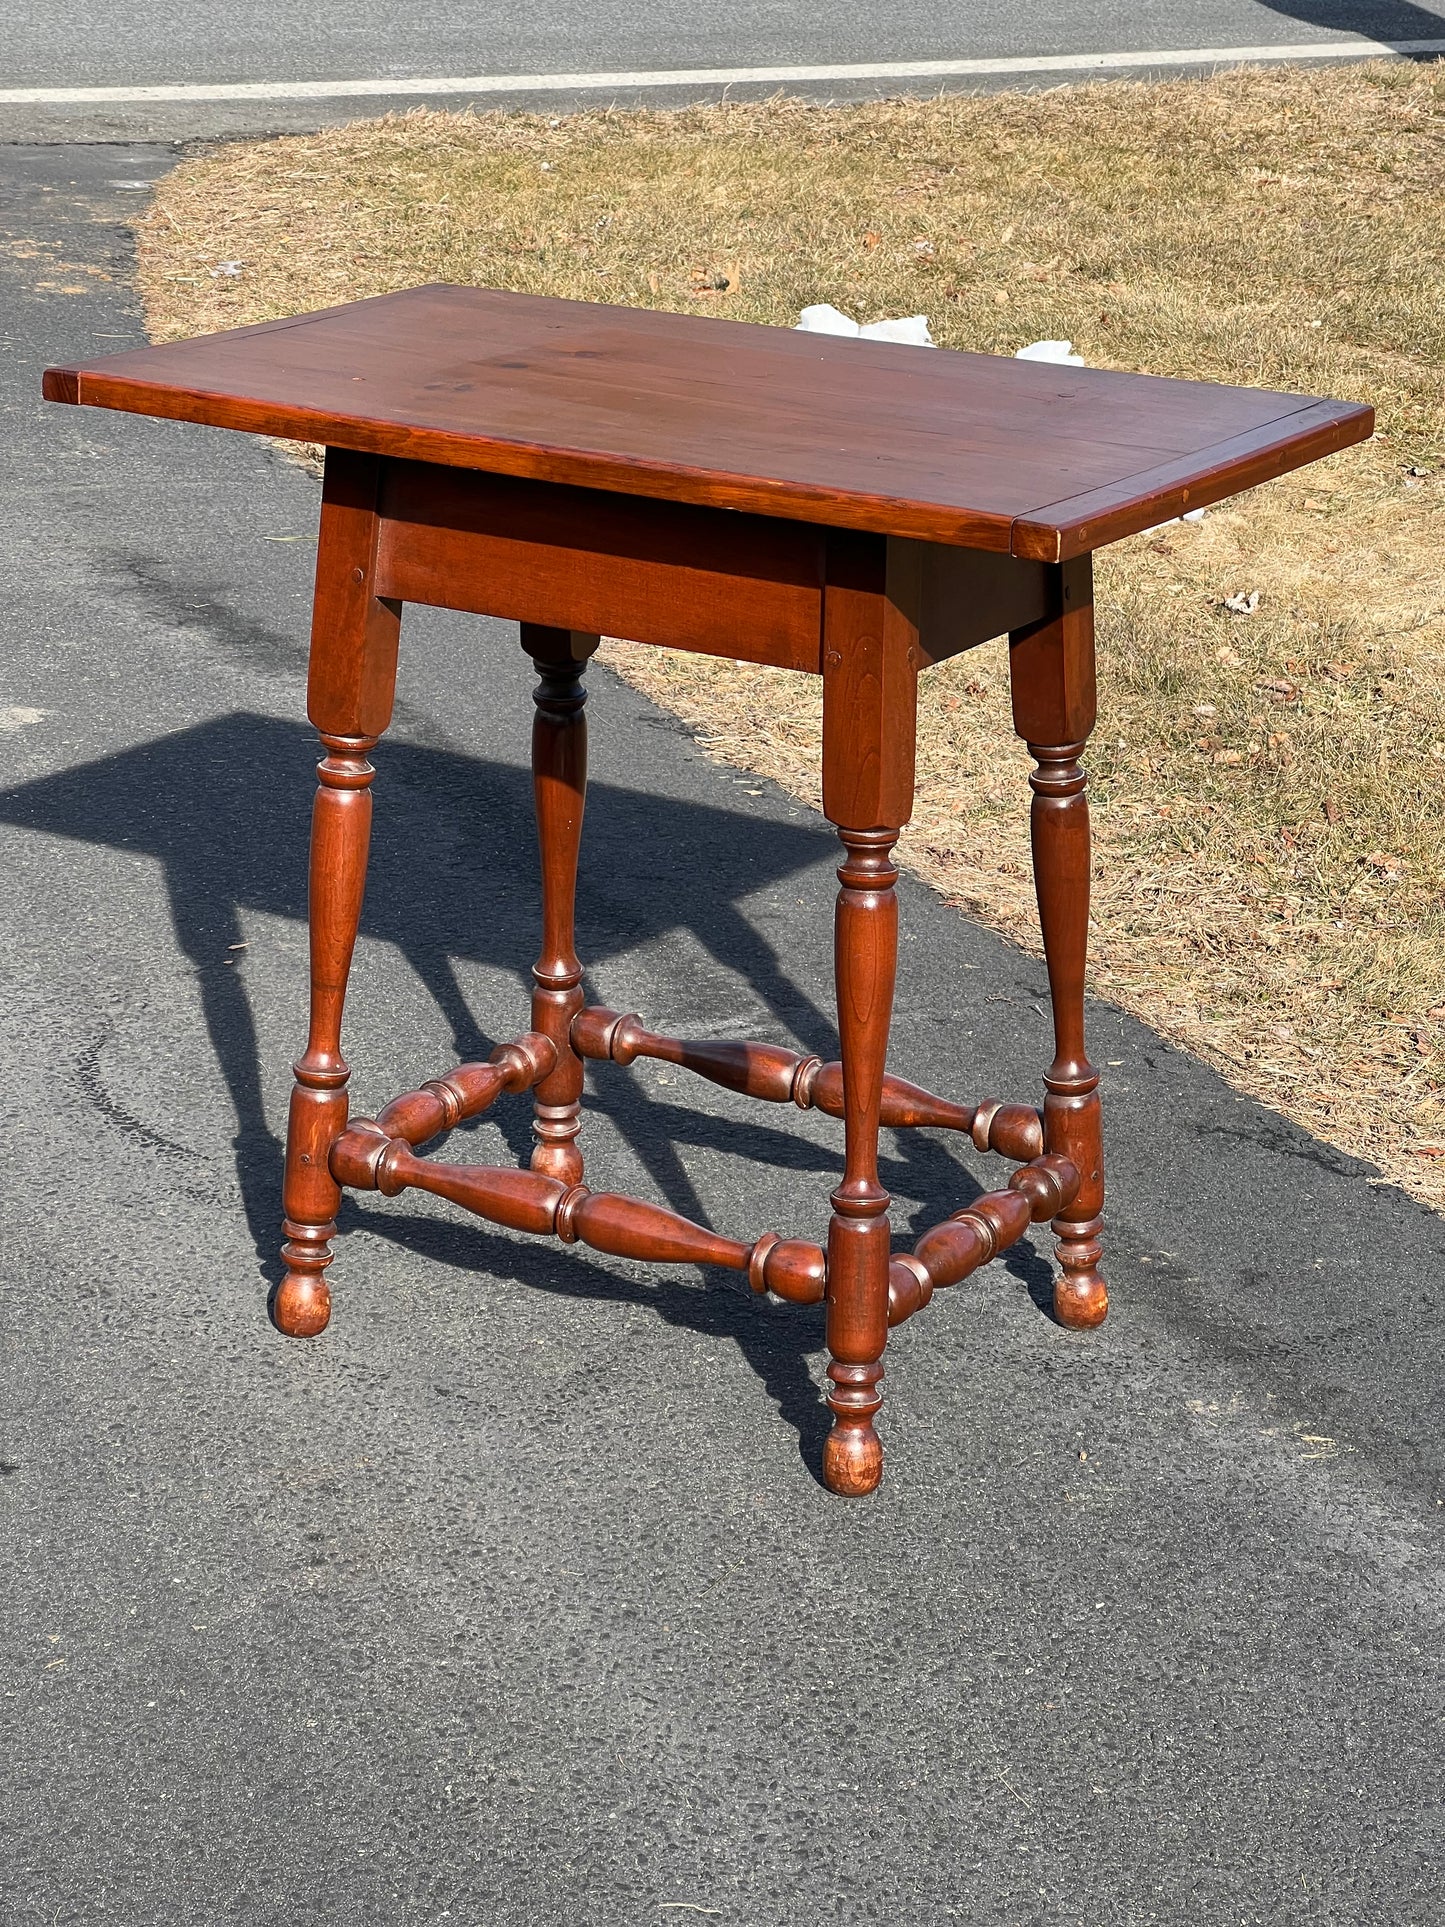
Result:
[795, 303, 933, 345]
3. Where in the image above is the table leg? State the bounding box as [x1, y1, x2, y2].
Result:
[824, 825, 901, 1496]
[1009, 559, 1107, 1330]
[275, 450, 401, 1337]
[520, 625, 599, 1185]
[819, 533, 919, 1495]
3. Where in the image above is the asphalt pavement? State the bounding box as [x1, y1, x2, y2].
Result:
[2, 142, 1443, 1925]
[1, 0, 1443, 139]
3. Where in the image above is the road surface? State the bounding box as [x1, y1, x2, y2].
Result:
[1, 0, 1442, 139]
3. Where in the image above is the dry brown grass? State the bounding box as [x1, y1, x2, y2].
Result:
[136, 64, 1445, 1202]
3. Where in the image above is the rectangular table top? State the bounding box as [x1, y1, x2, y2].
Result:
[44, 285, 1372, 561]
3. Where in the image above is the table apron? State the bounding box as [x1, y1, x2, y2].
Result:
[374, 458, 826, 670]
[368, 458, 1054, 672]
[899, 538, 1053, 667]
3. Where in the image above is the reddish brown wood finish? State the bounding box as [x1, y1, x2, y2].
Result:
[43, 285, 1372, 557]
[822, 828, 901, 1497]
[372, 462, 1056, 673]
[747, 1235, 828, 1305]
[814, 529, 924, 1494]
[821, 532, 918, 832]
[372, 1033, 556, 1147]
[887, 1153, 1080, 1326]
[967, 1100, 1045, 1162]
[570, 1004, 977, 1133]
[521, 625, 598, 1185]
[1009, 559, 1107, 1330]
[378, 462, 826, 672]
[275, 450, 401, 1339]
[330, 1115, 826, 1301]
[43, 287, 1369, 1494]
[907, 539, 1052, 667]
[571, 1007, 1047, 1161]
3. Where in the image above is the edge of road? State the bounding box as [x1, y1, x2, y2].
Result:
[2, 36, 1443, 144]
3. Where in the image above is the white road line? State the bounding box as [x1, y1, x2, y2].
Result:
[2, 40, 1443, 106]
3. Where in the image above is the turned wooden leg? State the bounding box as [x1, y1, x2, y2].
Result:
[277, 735, 379, 1336]
[1010, 557, 1107, 1331]
[275, 447, 401, 1337]
[521, 625, 599, 1185]
[823, 827, 902, 1496]
[1026, 742, 1106, 1328]
[816, 532, 919, 1495]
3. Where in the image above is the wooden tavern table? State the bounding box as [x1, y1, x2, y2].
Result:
[45, 288, 1372, 1495]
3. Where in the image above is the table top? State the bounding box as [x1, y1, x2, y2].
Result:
[44, 285, 1372, 561]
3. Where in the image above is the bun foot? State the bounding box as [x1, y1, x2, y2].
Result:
[271, 1269, 332, 1338]
[823, 1421, 884, 1497]
[1054, 1268, 1108, 1329]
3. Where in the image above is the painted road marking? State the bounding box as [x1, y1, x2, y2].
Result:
[3, 39, 1443, 106]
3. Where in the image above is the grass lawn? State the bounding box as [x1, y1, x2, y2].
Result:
[137, 63, 1445, 1204]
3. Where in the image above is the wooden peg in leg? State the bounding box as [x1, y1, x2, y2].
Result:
[275, 448, 401, 1337]
[520, 625, 599, 1185]
[1009, 557, 1107, 1330]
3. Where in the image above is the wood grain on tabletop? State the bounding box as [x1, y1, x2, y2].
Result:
[42, 285, 1373, 560]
